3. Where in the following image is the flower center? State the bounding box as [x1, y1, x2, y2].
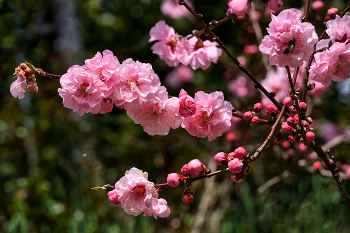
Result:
[78, 83, 89, 96]
[132, 185, 146, 199]
[201, 111, 213, 123]
[167, 36, 178, 48]
[194, 39, 204, 50]
[125, 74, 140, 89]
[149, 103, 160, 116]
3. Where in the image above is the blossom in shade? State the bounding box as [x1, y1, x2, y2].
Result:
[261, 68, 290, 106]
[182, 37, 222, 70]
[227, 0, 252, 16]
[58, 65, 103, 116]
[182, 91, 233, 141]
[160, 0, 193, 19]
[244, 45, 258, 54]
[84, 50, 120, 98]
[259, 8, 318, 67]
[231, 173, 245, 182]
[326, 15, 350, 43]
[149, 20, 190, 67]
[98, 98, 114, 114]
[309, 42, 350, 86]
[113, 167, 170, 218]
[178, 89, 197, 117]
[112, 59, 161, 106]
[182, 188, 194, 203]
[165, 65, 193, 88]
[268, 0, 283, 12]
[125, 86, 182, 136]
[312, 1, 324, 11]
[313, 161, 322, 170]
[228, 76, 255, 98]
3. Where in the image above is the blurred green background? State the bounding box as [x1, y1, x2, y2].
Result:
[1, 0, 350, 232]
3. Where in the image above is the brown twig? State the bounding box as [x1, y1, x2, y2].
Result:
[178, 0, 287, 117]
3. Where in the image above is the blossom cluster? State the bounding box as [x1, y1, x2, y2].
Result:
[149, 20, 222, 70]
[56, 50, 233, 140]
[11, 63, 38, 99]
[108, 167, 170, 219]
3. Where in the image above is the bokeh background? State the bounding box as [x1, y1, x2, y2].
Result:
[1, 0, 350, 232]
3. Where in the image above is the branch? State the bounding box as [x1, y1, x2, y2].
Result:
[232, 111, 275, 125]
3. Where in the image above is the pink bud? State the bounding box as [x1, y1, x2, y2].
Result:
[253, 102, 262, 113]
[227, 152, 235, 161]
[167, 173, 183, 187]
[226, 132, 236, 141]
[283, 96, 293, 107]
[214, 152, 228, 165]
[227, 0, 252, 16]
[108, 189, 121, 205]
[312, 1, 324, 11]
[302, 120, 309, 128]
[228, 158, 243, 173]
[286, 117, 295, 126]
[289, 134, 298, 143]
[179, 89, 197, 117]
[188, 159, 204, 176]
[282, 122, 293, 133]
[313, 161, 322, 170]
[266, 104, 278, 117]
[268, 0, 283, 12]
[299, 102, 307, 114]
[327, 7, 338, 16]
[306, 131, 315, 141]
[274, 132, 282, 144]
[244, 45, 258, 54]
[243, 111, 253, 121]
[231, 172, 245, 183]
[294, 114, 299, 123]
[182, 188, 194, 203]
[233, 147, 247, 160]
[281, 141, 290, 148]
[181, 164, 190, 175]
[298, 143, 308, 152]
[251, 116, 259, 125]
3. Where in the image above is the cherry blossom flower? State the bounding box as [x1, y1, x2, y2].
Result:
[149, 20, 190, 67]
[182, 37, 222, 70]
[112, 167, 170, 218]
[125, 86, 182, 136]
[161, 0, 193, 19]
[309, 42, 350, 86]
[11, 63, 38, 99]
[267, 0, 283, 12]
[84, 50, 120, 98]
[326, 15, 350, 43]
[10, 76, 28, 99]
[112, 59, 161, 106]
[182, 91, 233, 141]
[227, 0, 252, 16]
[259, 8, 318, 67]
[58, 65, 103, 116]
[178, 89, 197, 117]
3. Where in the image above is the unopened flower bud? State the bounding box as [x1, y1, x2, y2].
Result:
[108, 189, 121, 205]
[251, 116, 259, 125]
[182, 188, 194, 203]
[306, 131, 315, 141]
[282, 122, 293, 133]
[231, 172, 245, 183]
[289, 134, 298, 143]
[233, 147, 247, 160]
[227, 152, 235, 161]
[214, 152, 228, 165]
[274, 132, 283, 144]
[167, 173, 184, 187]
[243, 111, 253, 121]
[312, 1, 324, 11]
[327, 7, 338, 18]
[181, 164, 190, 175]
[302, 120, 309, 128]
[299, 102, 307, 114]
[188, 159, 204, 176]
[306, 117, 313, 124]
[253, 102, 262, 114]
[286, 117, 295, 126]
[283, 96, 294, 107]
[307, 82, 316, 91]
[294, 114, 299, 123]
[268, 0, 283, 12]
[313, 161, 322, 170]
[266, 104, 278, 117]
[228, 158, 243, 173]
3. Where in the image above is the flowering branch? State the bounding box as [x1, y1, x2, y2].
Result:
[178, 0, 286, 116]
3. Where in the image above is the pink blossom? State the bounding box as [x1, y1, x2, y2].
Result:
[125, 86, 182, 136]
[233, 147, 247, 160]
[228, 76, 255, 97]
[181, 164, 190, 175]
[231, 173, 245, 182]
[251, 116, 259, 125]
[178, 89, 197, 117]
[312, 1, 324, 11]
[244, 44, 258, 54]
[10, 76, 27, 99]
[114, 167, 170, 218]
[99, 98, 113, 114]
[58, 65, 103, 116]
[108, 189, 121, 205]
[182, 188, 194, 203]
[282, 122, 292, 133]
[160, 0, 193, 19]
[182, 91, 233, 141]
[261, 68, 289, 106]
[84, 50, 120, 98]
[149, 20, 190, 67]
[188, 159, 204, 176]
[259, 9, 318, 67]
[182, 37, 222, 70]
[313, 161, 322, 170]
[283, 96, 293, 106]
[227, 0, 252, 16]
[112, 59, 160, 106]
[309, 42, 350, 86]
[327, 8, 338, 16]
[243, 111, 253, 121]
[268, 0, 283, 12]
[228, 158, 243, 173]
[167, 173, 183, 187]
[326, 15, 350, 43]
[165, 65, 193, 88]
[214, 152, 228, 165]
[321, 121, 341, 141]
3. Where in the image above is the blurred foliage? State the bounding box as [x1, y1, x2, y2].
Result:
[1, 0, 350, 232]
